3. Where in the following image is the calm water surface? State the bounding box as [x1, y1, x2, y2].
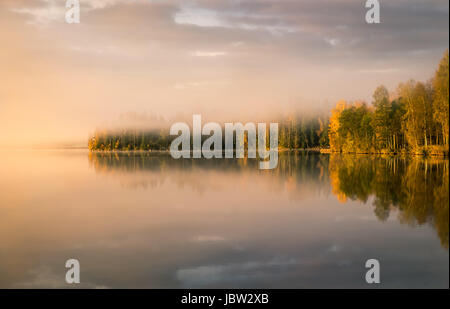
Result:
[0, 150, 448, 288]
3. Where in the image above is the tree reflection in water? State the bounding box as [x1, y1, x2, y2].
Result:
[88, 151, 449, 249]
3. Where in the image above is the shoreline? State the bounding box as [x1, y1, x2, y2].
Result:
[319, 148, 449, 157]
[87, 148, 449, 157]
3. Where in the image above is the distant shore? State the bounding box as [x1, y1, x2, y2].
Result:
[319, 146, 449, 157]
[88, 147, 449, 157]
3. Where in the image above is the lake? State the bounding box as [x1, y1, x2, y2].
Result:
[0, 150, 448, 288]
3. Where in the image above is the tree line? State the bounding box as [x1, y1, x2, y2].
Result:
[89, 50, 448, 155]
[88, 129, 170, 151]
[88, 114, 330, 151]
[328, 50, 449, 155]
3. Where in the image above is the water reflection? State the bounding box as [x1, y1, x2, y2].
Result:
[89, 152, 448, 249]
[87, 151, 331, 196]
[0, 150, 447, 288]
[328, 155, 449, 249]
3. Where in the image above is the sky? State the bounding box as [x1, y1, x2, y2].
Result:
[0, 0, 448, 146]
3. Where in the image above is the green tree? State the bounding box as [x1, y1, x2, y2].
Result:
[372, 85, 392, 150]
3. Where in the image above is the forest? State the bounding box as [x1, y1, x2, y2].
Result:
[87, 113, 330, 152]
[89, 50, 448, 156]
[328, 50, 449, 155]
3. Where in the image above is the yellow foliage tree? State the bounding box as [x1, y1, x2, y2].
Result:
[328, 100, 347, 152]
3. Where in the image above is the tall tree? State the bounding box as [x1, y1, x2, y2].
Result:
[433, 50, 449, 146]
[372, 85, 392, 149]
[329, 100, 347, 152]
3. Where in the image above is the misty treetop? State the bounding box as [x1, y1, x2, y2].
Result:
[88, 128, 170, 151]
[88, 113, 330, 152]
[89, 50, 448, 156]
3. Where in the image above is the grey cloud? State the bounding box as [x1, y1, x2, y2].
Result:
[8, 0, 447, 66]
[1, 0, 448, 139]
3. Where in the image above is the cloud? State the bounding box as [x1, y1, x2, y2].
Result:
[9, 0, 135, 26]
[325, 38, 340, 47]
[358, 68, 401, 74]
[176, 256, 298, 286]
[0, 0, 448, 145]
[190, 50, 228, 57]
[190, 235, 227, 242]
[174, 5, 299, 35]
[8, 0, 449, 60]
[174, 6, 226, 28]
[10, 1, 65, 26]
